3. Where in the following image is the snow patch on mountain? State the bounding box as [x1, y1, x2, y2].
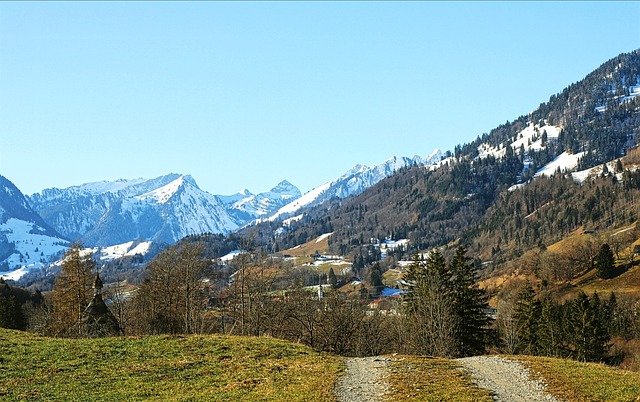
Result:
[316, 232, 333, 243]
[220, 250, 245, 262]
[0, 218, 69, 279]
[535, 151, 585, 178]
[95, 241, 153, 261]
[282, 214, 303, 226]
[478, 122, 561, 160]
[572, 161, 623, 183]
[136, 176, 185, 204]
[269, 181, 332, 221]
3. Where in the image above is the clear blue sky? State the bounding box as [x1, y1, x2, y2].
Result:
[1, 2, 639, 196]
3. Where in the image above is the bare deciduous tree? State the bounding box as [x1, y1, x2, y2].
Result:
[49, 244, 95, 337]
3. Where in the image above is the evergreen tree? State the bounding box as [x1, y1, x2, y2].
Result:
[514, 281, 541, 355]
[605, 292, 626, 339]
[596, 243, 616, 279]
[403, 250, 456, 357]
[569, 291, 609, 362]
[369, 263, 384, 296]
[328, 267, 338, 288]
[449, 246, 492, 356]
[0, 294, 23, 329]
[537, 295, 563, 357]
[404, 248, 491, 357]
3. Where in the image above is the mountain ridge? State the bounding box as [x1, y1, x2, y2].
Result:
[0, 175, 70, 276]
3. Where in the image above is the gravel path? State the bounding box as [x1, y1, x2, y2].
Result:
[457, 356, 559, 402]
[336, 356, 392, 402]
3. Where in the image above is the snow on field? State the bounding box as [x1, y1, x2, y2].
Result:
[97, 241, 153, 261]
[312, 259, 351, 267]
[128, 241, 152, 256]
[282, 214, 303, 226]
[534, 151, 585, 178]
[220, 250, 245, 262]
[315, 232, 333, 243]
[571, 161, 621, 183]
[0, 264, 43, 281]
[478, 122, 561, 160]
[379, 239, 409, 249]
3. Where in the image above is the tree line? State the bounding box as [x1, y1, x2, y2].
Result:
[1, 244, 492, 358]
[496, 281, 632, 363]
[4, 240, 640, 367]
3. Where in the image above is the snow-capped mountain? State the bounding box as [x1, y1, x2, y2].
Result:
[30, 174, 239, 246]
[219, 180, 301, 222]
[0, 175, 70, 277]
[29, 174, 184, 241]
[268, 150, 444, 221]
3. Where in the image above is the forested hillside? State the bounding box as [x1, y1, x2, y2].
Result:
[261, 50, 640, 266]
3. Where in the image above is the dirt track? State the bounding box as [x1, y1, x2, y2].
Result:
[457, 356, 559, 401]
[335, 356, 392, 402]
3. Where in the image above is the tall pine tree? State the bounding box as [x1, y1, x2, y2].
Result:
[514, 281, 541, 355]
[596, 243, 615, 279]
[403, 250, 457, 357]
[569, 291, 609, 362]
[449, 246, 492, 357]
[404, 247, 491, 357]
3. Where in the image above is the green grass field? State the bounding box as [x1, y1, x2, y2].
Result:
[3, 328, 640, 401]
[0, 329, 341, 401]
[516, 355, 640, 402]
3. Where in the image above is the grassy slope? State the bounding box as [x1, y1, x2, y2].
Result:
[516, 355, 640, 401]
[3, 329, 640, 401]
[0, 329, 341, 401]
[282, 234, 331, 258]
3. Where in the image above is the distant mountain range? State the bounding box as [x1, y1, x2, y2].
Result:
[28, 174, 244, 247]
[267, 150, 444, 221]
[0, 148, 442, 277]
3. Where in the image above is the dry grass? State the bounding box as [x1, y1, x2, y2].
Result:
[282, 233, 332, 258]
[386, 356, 493, 401]
[515, 355, 640, 402]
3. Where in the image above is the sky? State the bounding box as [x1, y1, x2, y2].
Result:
[1, 2, 639, 197]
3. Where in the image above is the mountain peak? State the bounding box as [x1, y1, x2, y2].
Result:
[271, 180, 300, 195]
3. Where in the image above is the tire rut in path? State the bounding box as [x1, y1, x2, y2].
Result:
[336, 356, 392, 402]
[457, 356, 559, 402]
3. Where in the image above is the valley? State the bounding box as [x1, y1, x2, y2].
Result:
[1, 49, 640, 400]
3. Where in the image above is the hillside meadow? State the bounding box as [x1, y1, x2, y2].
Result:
[2, 328, 640, 401]
[0, 329, 340, 401]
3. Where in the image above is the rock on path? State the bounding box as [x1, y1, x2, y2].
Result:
[457, 356, 559, 402]
[336, 356, 392, 402]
